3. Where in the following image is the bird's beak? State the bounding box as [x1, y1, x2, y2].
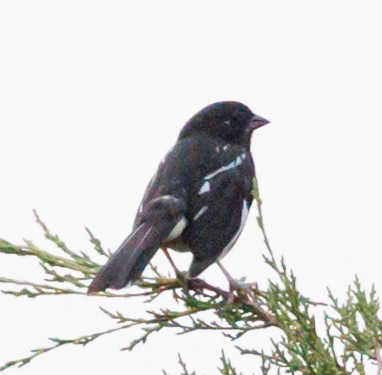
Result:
[248, 114, 270, 131]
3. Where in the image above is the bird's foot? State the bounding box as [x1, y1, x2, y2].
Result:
[184, 277, 206, 293]
[216, 261, 256, 301]
[229, 279, 258, 300]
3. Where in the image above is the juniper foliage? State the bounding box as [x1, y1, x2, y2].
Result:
[0, 179, 381, 374]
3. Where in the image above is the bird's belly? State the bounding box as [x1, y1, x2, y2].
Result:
[167, 241, 192, 253]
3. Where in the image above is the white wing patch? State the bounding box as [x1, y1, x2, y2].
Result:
[166, 216, 187, 242]
[219, 200, 249, 259]
[156, 195, 172, 201]
[193, 206, 208, 221]
[149, 172, 157, 187]
[198, 181, 211, 195]
[204, 153, 247, 181]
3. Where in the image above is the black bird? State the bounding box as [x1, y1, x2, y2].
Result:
[88, 101, 269, 293]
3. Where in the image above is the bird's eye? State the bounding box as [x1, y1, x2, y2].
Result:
[223, 120, 231, 125]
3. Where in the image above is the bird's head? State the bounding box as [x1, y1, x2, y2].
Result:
[179, 101, 269, 148]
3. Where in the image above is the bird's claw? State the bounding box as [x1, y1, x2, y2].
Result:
[227, 280, 259, 302]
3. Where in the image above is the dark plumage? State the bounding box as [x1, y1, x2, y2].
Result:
[88, 101, 269, 293]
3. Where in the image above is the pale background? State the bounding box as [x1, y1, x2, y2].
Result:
[1, 1, 382, 374]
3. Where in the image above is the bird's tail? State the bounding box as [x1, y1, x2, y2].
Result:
[87, 223, 162, 293]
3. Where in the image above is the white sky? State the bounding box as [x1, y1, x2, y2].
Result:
[1, 1, 382, 374]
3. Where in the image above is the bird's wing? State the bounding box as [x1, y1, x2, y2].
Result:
[186, 151, 254, 278]
[88, 195, 186, 293]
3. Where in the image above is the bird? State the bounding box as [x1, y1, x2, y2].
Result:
[88, 101, 269, 293]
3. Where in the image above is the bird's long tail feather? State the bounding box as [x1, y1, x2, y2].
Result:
[88, 223, 163, 293]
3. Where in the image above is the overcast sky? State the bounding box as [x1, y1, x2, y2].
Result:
[1, 1, 382, 374]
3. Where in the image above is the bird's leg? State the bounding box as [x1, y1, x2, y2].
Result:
[161, 247, 193, 296]
[217, 261, 257, 301]
[184, 276, 205, 293]
[217, 261, 236, 288]
[161, 247, 182, 279]
[160, 248, 203, 293]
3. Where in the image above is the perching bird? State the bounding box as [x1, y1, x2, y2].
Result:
[88, 101, 269, 293]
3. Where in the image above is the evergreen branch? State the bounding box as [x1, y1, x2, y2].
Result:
[85, 226, 111, 258]
[163, 353, 197, 375]
[0, 325, 131, 371]
[0, 178, 381, 374]
[0, 210, 278, 371]
[0, 238, 97, 275]
[219, 350, 242, 375]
